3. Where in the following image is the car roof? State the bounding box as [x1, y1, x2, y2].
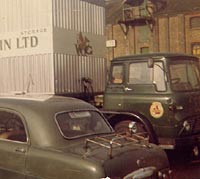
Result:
[0, 95, 98, 147]
[0, 94, 96, 111]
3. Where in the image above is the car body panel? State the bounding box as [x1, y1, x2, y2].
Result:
[0, 140, 28, 179]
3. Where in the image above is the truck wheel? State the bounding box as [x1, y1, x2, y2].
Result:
[114, 120, 150, 141]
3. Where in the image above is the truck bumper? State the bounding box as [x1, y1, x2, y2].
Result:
[158, 134, 200, 150]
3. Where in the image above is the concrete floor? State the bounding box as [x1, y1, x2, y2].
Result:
[167, 150, 200, 179]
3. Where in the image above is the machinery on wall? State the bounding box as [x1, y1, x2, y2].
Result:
[119, 0, 167, 34]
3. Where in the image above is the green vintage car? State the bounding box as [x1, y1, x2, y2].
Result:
[0, 95, 171, 179]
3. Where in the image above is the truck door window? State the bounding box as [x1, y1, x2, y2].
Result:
[129, 62, 152, 84]
[129, 62, 166, 91]
[111, 65, 123, 84]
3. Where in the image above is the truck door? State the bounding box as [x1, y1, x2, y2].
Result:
[122, 60, 168, 122]
[0, 109, 28, 179]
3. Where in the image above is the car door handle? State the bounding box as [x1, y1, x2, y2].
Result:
[15, 148, 26, 153]
[124, 87, 133, 91]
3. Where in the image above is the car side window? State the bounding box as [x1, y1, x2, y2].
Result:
[0, 110, 27, 142]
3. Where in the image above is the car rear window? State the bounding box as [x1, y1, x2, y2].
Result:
[55, 110, 112, 139]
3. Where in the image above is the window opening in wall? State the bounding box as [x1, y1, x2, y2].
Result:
[190, 16, 200, 29]
[192, 43, 200, 57]
[140, 47, 149, 54]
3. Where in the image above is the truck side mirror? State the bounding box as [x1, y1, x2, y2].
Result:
[147, 58, 154, 68]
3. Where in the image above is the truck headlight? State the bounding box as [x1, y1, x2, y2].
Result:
[183, 120, 190, 131]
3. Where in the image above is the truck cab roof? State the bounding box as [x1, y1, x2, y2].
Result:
[112, 52, 198, 62]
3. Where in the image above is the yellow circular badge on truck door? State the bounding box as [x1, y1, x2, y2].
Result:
[150, 102, 164, 118]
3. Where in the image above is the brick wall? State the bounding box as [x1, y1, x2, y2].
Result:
[106, 23, 153, 60]
[106, 12, 200, 59]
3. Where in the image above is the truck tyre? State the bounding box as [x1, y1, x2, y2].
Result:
[114, 120, 155, 143]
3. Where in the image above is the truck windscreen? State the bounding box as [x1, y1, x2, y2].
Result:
[169, 59, 200, 91]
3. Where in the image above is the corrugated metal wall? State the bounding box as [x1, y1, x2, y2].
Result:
[0, 0, 52, 32]
[54, 54, 106, 95]
[52, 0, 105, 35]
[0, 54, 54, 94]
[52, 0, 106, 95]
[0, 0, 106, 95]
[0, 0, 54, 94]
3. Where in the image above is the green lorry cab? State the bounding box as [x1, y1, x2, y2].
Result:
[103, 53, 200, 152]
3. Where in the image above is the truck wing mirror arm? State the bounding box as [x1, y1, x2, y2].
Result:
[147, 58, 154, 68]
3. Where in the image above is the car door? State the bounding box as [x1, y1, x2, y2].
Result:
[0, 109, 28, 179]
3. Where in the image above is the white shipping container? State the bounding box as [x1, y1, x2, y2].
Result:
[0, 0, 106, 96]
